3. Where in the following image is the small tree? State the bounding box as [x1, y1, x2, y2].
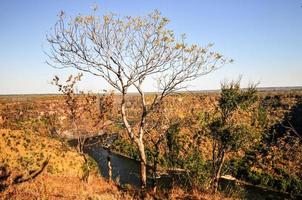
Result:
[46, 8, 230, 188]
[144, 107, 170, 192]
[207, 80, 259, 193]
[52, 73, 113, 153]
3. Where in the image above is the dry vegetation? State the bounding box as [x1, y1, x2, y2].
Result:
[0, 89, 302, 199]
[0, 129, 229, 200]
[0, 129, 123, 200]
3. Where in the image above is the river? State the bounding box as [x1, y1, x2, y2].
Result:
[84, 147, 155, 187]
[85, 146, 301, 199]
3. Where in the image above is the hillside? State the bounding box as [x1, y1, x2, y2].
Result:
[0, 129, 233, 200]
[0, 129, 120, 200]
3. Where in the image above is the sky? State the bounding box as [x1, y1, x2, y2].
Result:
[0, 0, 301, 94]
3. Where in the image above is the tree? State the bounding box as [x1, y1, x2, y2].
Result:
[206, 80, 259, 193]
[144, 106, 170, 192]
[46, 8, 230, 188]
[52, 73, 113, 154]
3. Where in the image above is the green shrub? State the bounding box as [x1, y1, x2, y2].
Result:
[183, 148, 211, 188]
[112, 138, 139, 160]
[229, 158, 302, 194]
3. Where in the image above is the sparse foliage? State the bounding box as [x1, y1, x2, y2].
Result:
[51, 73, 114, 153]
[46, 8, 230, 188]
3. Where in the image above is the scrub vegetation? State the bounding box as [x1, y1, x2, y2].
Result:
[1, 7, 302, 200]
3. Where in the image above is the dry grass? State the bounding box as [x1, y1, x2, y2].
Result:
[1, 175, 120, 200]
[0, 128, 239, 199]
[0, 129, 85, 178]
[0, 129, 121, 200]
[146, 187, 234, 200]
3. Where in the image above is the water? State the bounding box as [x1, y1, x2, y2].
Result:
[85, 147, 154, 187]
[85, 146, 301, 199]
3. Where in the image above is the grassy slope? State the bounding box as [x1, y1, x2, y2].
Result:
[0, 129, 232, 200]
[0, 129, 120, 200]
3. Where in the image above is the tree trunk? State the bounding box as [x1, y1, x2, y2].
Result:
[121, 89, 147, 189]
[152, 155, 158, 193]
[107, 149, 112, 181]
[213, 150, 226, 193]
[77, 136, 86, 153]
[77, 137, 82, 153]
[137, 139, 147, 189]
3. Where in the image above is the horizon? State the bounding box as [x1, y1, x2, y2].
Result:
[1, 0, 302, 94]
[1, 86, 302, 96]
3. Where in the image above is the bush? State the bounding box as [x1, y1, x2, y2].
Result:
[112, 137, 139, 160]
[229, 158, 302, 194]
[183, 149, 211, 189]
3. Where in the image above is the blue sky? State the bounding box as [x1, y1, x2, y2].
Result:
[0, 0, 301, 94]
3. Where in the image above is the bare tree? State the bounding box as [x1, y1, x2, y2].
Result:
[46, 8, 230, 188]
[52, 73, 113, 153]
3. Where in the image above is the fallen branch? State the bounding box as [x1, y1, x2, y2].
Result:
[13, 157, 50, 184]
[282, 120, 302, 141]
